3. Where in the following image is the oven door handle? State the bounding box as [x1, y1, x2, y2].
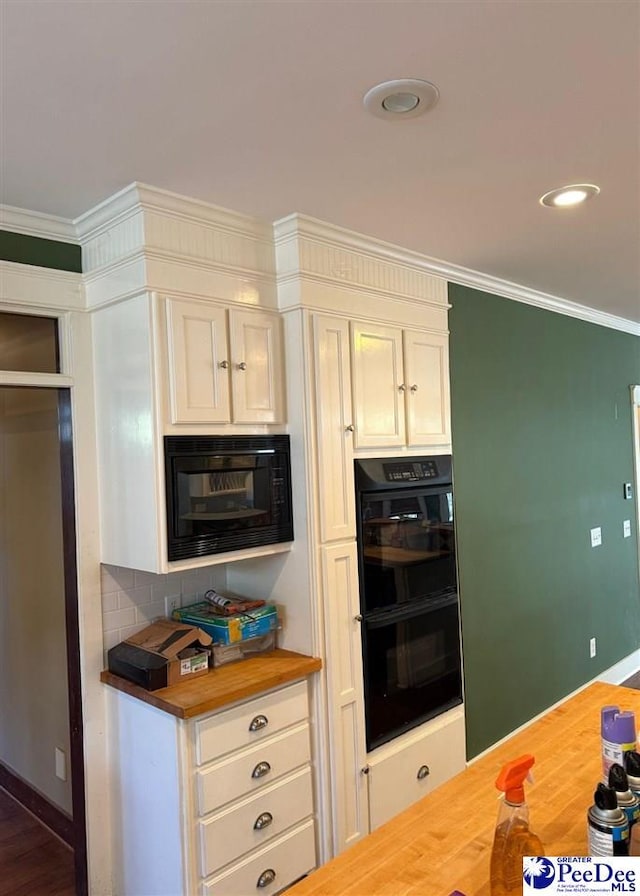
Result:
[364, 593, 457, 628]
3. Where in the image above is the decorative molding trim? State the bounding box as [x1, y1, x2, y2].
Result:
[0, 204, 77, 243]
[275, 213, 640, 336]
[0, 762, 74, 846]
[274, 214, 448, 307]
[0, 260, 84, 310]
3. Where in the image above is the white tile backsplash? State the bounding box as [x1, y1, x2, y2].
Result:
[100, 563, 227, 663]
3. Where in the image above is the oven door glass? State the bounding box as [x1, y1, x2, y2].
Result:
[359, 487, 456, 612]
[362, 594, 463, 751]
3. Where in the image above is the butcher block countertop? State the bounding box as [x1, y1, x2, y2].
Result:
[100, 648, 321, 719]
[288, 681, 640, 896]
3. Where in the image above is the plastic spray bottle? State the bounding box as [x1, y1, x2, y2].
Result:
[490, 754, 545, 896]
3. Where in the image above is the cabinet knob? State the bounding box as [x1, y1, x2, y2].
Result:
[249, 714, 269, 732]
[253, 811, 274, 830]
[251, 761, 272, 779]
[345, 424, 355, 433]
[237, 361, 247, 371]
[398, 383, 406, 392]
[360, 765, 370, 775]
[417, 764, 430, 780]
[410, 384, 418, 392]
[256, 869, 276, 889]
[354, 614, 363, 622]
[218, 360, 229, 369]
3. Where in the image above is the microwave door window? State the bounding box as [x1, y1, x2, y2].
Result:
[176, 466, 270, 535]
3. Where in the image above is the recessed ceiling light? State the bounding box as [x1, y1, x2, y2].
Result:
[363, 79, 439, 120]
[540, 184, 600, 208]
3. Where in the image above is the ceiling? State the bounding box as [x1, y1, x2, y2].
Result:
[2, 1, 639, 324]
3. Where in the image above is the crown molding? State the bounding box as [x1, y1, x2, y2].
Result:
[274, 213, 639, 336]
[75, 181, 274, 245]
[0, 204, 77, 244]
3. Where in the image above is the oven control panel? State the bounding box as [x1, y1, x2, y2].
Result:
[383, 460, 438, 482]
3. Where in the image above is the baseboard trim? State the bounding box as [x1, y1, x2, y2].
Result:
[0, 762, 73, 846]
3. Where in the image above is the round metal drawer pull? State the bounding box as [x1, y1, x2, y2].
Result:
[254, 811, 273, 831]
[410, 384, 418, 392]
[345, 424, 355, 432]
[218, 360, 229, 369]
[398, 383, 406, 392]
[417, 765, 430, 780]
[257, 869, 276, 888]
[249, 714, 269, 732]
[354, 614, 363, 622]
[252, 761, 272, 779]
[237, 361, 247, 370]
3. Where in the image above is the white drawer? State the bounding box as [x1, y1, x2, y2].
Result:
[197, 722, 311, 815]
[202, 818, 316, 896]
[196, 680, 308, 766]
[367, 706, 465, 830]
[199, 766, 313, 877]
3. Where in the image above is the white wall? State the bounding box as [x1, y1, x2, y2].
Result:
[0, 387, 72, 813]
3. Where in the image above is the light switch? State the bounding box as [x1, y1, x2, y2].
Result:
[623, 520, 632, 538]
[590, 527, 602, 547]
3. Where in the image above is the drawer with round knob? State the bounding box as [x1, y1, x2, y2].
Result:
[196, 722, 310, 816]
[195, 680, 308, 766]
[198, 766, 313, 877]
[201, 818, 315, 896]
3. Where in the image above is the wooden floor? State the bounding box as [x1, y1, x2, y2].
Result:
[0, 788, 75, 896]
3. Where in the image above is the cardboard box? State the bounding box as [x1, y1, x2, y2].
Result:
[172, 601, 279, 645]
[107, 619, 212, 690]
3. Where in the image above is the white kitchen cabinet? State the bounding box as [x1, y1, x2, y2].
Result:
[350, 322, 450, 450]
[312, 315, 356, 542]
[92, 292, 289, 572]
[320, 541, 368, 852]
[166, 298, 285, 425]
[107, 678, 317, 896]
[366, 705, 465, 831]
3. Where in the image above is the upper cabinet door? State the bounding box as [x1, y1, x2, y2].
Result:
[166, 299, 230, 424]
[350, 322, 405, 449]
[313, 315, 356, 542]
[403, 330, 451, 447]
[228, 308, 285, 424]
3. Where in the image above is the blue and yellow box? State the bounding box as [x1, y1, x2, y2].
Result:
[172, 601, 278, 645]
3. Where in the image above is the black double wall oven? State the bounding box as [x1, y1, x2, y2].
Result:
[354, 455, 463, 751]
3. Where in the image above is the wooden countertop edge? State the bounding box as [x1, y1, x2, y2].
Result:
[100, 648, 322, 719]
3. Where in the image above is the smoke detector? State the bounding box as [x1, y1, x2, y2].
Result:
[363, 79, 440, 120]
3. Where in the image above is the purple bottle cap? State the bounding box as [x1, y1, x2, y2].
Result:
[602, 705, 636, 744]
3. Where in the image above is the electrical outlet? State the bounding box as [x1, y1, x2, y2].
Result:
[590, 527, 602, 548]
[164, 595, 181, 617]
[55, 747, 67, 781]
[623, 519, 631, 538]
[590, 637, 597, 659]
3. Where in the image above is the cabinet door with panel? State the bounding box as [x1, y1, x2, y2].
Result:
[321, 541, 368, 853]
[312, 315, 356, 542]
[403, 329, 451, 446]
[166, 298, 230, 424]
[166, 298, 285, 426]
[350, 321, 405, 450]
[228, 307, 285, 424]
[350, 321, 451, 450]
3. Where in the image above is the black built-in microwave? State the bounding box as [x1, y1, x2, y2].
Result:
[164, 435, 293, 561]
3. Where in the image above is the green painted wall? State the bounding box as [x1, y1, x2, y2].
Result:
[0, 230, 81, 272]
[449, 284, 640, 758]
